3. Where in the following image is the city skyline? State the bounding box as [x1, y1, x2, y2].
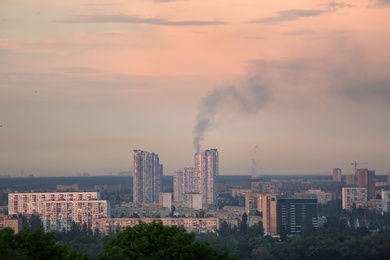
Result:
[1, 0, 389, 176]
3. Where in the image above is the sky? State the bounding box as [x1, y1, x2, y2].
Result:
[1, 0, 389, 177]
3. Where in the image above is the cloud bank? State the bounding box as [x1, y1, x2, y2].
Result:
[54, 13, 227, 26]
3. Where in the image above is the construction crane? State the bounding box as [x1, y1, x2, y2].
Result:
[351, 161, 368, 175]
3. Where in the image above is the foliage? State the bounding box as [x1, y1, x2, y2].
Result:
[0, 227, 89, 260]
[99, 220, 234, 260]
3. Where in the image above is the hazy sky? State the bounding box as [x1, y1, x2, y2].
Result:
[1, 0, 389, 176]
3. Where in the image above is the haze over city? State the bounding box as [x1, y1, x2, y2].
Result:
[1, 0, 389, 176]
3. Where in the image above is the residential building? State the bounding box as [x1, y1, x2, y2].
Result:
[195, 149, 218, 205]
[302, 190, 333, 204]
[173, 167, 197, 203]
[92, 217, 219, 234]
[159, 192, 172, 210]
[382, 191, 390, 213]
[56, 184, 79, 191]
[342, 187, 367, 210]
[262, 195, 277, 235]
[245, 192, 262, 214]
[332, 168, 342, 182]
[345, 175, 356, 186]
[356, 168, 375, 200]
[183, 193, 203, 210]
[8, 192, 109, 232]
[0, 213, 21, 233]
[133, 150, 163, 203]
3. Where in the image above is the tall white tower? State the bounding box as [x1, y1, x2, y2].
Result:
[195, 149, 218, 205]
[133, 150, 163, 203]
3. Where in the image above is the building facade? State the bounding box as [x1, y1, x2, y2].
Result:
[342, 187, 367, 210]
[183, 193, 203, 210]
[195, 149, 219, 205]
[276, 195, 318, 236]
[345, 175, 356, 186]
[92, 217, 219, 234]
[173, 167, 198, 203]
[8, 192, 109, 232]
[356, 168, 375, 200]
[262, 194, 318, 236]
[382, 191, 390, 213]
[245, 192, 263, 214]
[159, 192, 172, 210]
[262, 195, 277, 235]
[133, 150, 163, 203]
[332, 168, 342, 182]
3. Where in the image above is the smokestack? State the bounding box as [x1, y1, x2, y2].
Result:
[192, 78, 269, 152]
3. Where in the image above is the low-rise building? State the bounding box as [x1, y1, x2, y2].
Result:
[342, 187, 367, 211]
[92, 217, 219, 234]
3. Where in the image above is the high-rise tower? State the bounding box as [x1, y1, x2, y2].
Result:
[356, 168, 375, 200]
[133, 150, 163, 203]
[332, 168, 342, 182]
[173, 167, 197, 203]
[195, 149, 218, 205]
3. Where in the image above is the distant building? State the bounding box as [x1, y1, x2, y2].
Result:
[332, 168, 342, 182]
[133, 150, 163, 203]
[262, 195, 277, 235]
[92, 217, 219, 235]
[382, 191, 390, 213]
[276, 194, 318, 236]
[0, 214, 21, 233]
[342, 187, 367, 210]
[245, 192, 262, 214]
[195, 149, 218, 206]
[262, 194, 318, 236]
[56, 184, 79, 191]
[183, 193, 202, 210]
[345, 175, 356, 186]
[356, 168, 375, 200]
[251, 181, 278, 194]
[231, 188, 252, 197]
[159, 192, 172, 210]
[302, 190, 333, 204]
[173, 167, 197, 203]
[94, 184, 122, 192]
[8, 192, 109, 232]
[387, 172, 390, 183]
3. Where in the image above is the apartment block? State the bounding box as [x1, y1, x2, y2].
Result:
[332, 168, 342, 182]
[183, 193, 203, 210]
[173, 168, 197, 203]
[195, 149, 219, 205]
[356, 168, 376, 200]
[342, 187, 367, 210]
[8, 192, 109, 232]
[133, 150, 163, 203]
[382, 191, 390, 213]
[92, 217, 219, 234]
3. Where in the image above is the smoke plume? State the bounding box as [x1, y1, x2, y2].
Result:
[192, 78, 269, 152]
[251, 145, 259, 176]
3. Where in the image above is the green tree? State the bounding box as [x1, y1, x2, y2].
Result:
[99, 220, 234, 260]
[240, 213, 248, 234]
[218, 221, 232, 237]
[0, 227, 89, 260]
[28, 213, 42, 232]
